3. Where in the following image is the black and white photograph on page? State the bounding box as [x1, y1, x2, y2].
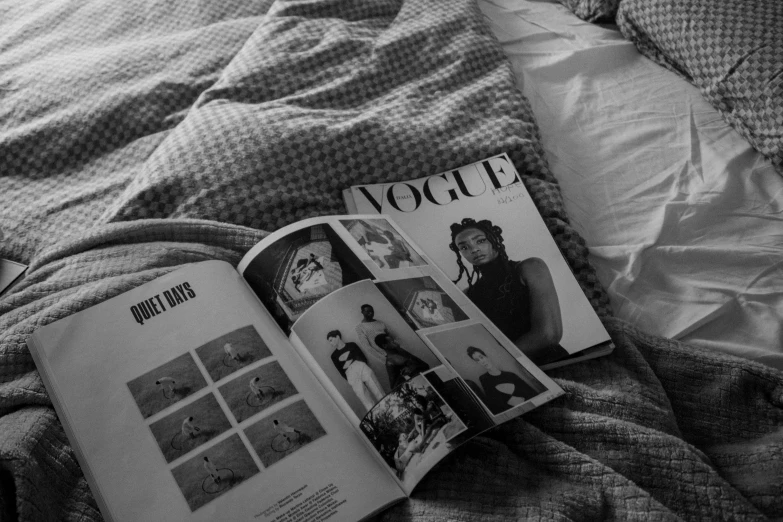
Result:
[360, 373, 466, 487]
[171, 434, 259, 511]
[426, 323, 548, 416]
[217, 361, 298, 423]
[127, 352, 208, 419]
[448, 217, 570, 366]
[340, 217, 426, 270]
[292, 280, 441, 419]
[148, 393, 233, 463]
[194, 325, 273, 382]
[242, 222, 374, 335]
[243, 399, 326, 468]
[375, 276, 469, 330]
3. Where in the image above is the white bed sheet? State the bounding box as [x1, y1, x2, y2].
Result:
[479, 0, 783, 369]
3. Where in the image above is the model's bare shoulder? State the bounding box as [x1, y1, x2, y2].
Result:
[514, 257, 549, 279]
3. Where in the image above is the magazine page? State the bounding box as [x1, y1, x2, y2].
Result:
[28, 261, 404, 522]
[237, 216, 563, 494]
[0, 257, 27, 297]
[344, 153, 613, 368]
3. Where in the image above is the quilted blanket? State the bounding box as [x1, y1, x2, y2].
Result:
[617, 0, 783, 176]
[1, 0, 782, 520]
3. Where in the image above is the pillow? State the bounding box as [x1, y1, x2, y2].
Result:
[617, 0, 783, 176]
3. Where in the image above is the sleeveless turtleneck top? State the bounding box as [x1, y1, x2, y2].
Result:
[465, 257, 530, 340]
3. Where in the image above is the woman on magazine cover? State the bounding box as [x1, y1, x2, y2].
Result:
[449, 218, 567, 365]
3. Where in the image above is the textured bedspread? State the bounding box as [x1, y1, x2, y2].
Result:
[1, 0, 782, 520]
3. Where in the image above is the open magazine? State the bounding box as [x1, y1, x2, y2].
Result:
[28, 215, 563, 522]
[343, 153, 614, 369]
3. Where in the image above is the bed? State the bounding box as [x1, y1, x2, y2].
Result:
[0, 0, 781, 520]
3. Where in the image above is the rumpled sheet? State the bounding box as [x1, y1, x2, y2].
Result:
[0, 0, 782, 520]
[481, 0, 783, 370]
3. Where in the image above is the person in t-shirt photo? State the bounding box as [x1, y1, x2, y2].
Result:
[327, 329, 385, 413]
[467, 346, 538, 414]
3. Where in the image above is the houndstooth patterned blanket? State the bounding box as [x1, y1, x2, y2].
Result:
[1, 0, 782, 520]
[617, 0, 783, 176]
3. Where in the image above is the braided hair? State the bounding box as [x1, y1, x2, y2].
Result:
[449, 218, 509, 290]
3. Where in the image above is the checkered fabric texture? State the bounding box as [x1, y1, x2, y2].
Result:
[617, 0, 783, 176]
[556, 0, 620, 22]
[0, 0, 609, 315]
[1, 0, 782, 520]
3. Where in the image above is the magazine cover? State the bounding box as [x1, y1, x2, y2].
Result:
[344, 154, 613, 368]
